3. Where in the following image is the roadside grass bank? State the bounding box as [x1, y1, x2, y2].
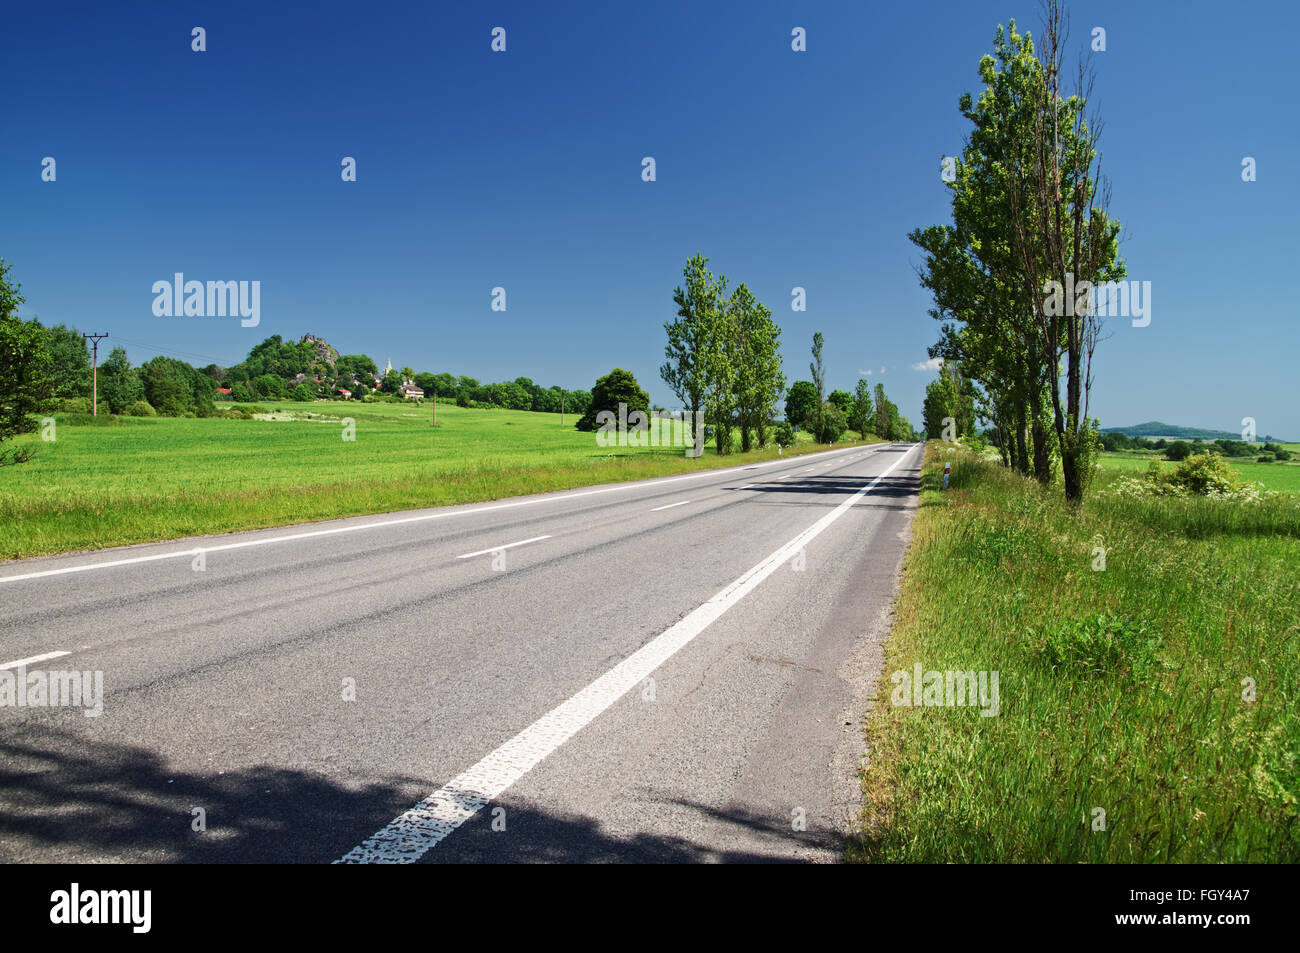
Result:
[849, 442, 1299, 862]
[1, 401, 879, 561]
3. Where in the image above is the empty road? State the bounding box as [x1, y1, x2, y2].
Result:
[0, 442, 923, 863]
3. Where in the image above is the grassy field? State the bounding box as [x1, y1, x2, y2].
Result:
[0, 400, 864, 561]
[1100, 450, 1300, 492]
[850, 443, 1299, 863]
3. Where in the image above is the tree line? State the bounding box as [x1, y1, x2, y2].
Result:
[654, 254, 914, 451]
[0, 282, 594, 424]
[909, 2, 1123, 503]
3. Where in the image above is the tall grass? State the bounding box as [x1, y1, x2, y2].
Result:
[849, 444, 1299, 863]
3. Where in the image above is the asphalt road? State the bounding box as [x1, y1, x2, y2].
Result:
[0, 441, 923, 863]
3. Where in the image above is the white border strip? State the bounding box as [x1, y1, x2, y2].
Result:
[1, 445, 878, 585]
[335, 443, 916, 863]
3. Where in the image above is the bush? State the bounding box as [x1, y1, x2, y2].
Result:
[57, 397, 92, 414]
[1165, 440, 1192, 461]
[774, 420, 795, 447]
[1034, 613, 1162, 679]
[291, 383, 315, 402]
[1169, 452, 1238, 496]
[1257, 455, 1277, 464]
[125, 400, 157, 417]
[1276, 449, 1292, 461]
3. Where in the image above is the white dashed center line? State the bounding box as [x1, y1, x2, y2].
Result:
[650, 500, 691, 511]
[455, 535, 552, 560]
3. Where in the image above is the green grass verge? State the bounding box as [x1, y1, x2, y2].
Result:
[1, 400, 875, 561]
[848, 442, 1299, 863]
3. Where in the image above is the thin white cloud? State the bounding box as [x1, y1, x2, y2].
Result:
[858, 368, 872, 376]
[911, 357, 943, 372]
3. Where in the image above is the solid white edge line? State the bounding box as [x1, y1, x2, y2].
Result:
[335, 443, 918, 864]
[455, 535, 552, 560]
[0, 651, 71, 671]
[0, 444, 880, 585]
[649, 500, 691, 512]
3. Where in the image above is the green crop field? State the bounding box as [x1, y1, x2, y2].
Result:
[0, 400, 866, 561]
[1099, 451, 1300, 492]
[850, 444, 1300, 863]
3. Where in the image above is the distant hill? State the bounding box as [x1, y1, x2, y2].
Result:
[1101, 421, 1290, 442]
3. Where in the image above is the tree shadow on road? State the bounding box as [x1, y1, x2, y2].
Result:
[1, 728, 810, 864]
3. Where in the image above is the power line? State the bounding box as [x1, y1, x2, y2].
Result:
[108, 335, 244, 368]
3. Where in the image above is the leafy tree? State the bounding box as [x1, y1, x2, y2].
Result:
[430, 373, 457, 401]
[874, 383, 894, 444]
[148, 376, 192, 416]
[253, 373, 286, 400]
[697, 270, 739, 454]
[291, 382, 315, 401]
[785, 381, 818, 428]
[819, 402, 847, 442]
[0, 261, 53, 464]
[849, 379, 874, 437]
[575, 368, 649, 432]
[231, 381, 255, 403]
[809, 332, 826, 442]
[565, 389, 591, 416]
[661, 254, 720, 426]
[335, 354, 378, 387]
[1165, 440, 1192, 462]
[98, 347, 144, 413]
[828, 389, 852, 415]
[39, 323, 92, 400]
[727, 282, 784, 452]
[923, 364, 976, 440]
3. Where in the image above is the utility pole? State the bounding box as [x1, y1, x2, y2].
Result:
[561, 392, 565, 427]
[83, 333, 108, 416]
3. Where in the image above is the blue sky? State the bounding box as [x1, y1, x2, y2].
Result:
[5, 1, 1297, 437]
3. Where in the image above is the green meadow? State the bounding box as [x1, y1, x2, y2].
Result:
[1099, 450, 1300, 492]
[0, 400, 860, 561]
[850, 444, 1299, 863]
